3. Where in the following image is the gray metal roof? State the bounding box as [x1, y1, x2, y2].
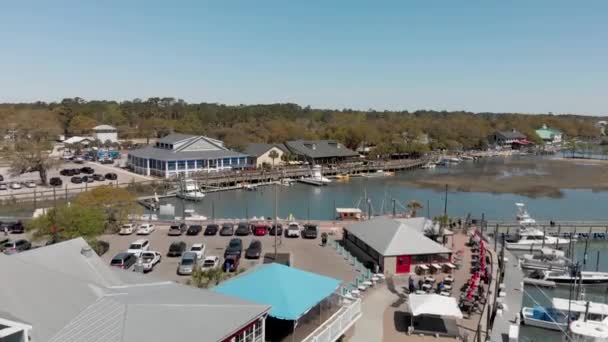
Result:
[243, 143, 287, 157]
[0, 238, 269, 342]
[92, 125, 116, 131]
[495, 130, 526, 140]
[157, 133, 196, 144]
[284, 140, 359, 159]
[344, 217, 452, 256]
[128, 145, 247, 161]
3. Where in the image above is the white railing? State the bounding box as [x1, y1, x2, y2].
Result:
[302, 298, 362, 342]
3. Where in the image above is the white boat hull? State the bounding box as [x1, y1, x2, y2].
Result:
[521, 307, 569, 331]
[507, 241, 569, 251]
[177, 192, 206, 201]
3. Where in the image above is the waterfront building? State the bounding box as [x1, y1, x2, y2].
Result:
[62, 136, 94, 145]
[92, 124, 118, 143]
[488, 129, 530, 149]
[0, 238, 270, 342]
[244, 143, 287, 168]
[343, 217, 452, 275]
[284, 139, 359, 165]
[535, 124, 563, 144]
[127, 133, 249, 178]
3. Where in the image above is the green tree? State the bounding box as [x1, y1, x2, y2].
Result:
[268, 149, 279, 168]
[9, 141, 58, 185]
[74, 186, 141, 231]
[27, 204, 106, 241]
[68, 115, 97, 135]
[406, 200, 423, 217]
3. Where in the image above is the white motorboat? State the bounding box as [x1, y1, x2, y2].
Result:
[521, 306, 570, 331]
[530, 270, 608, 287]
[421, 162, 436, 169]
[520, 247, 571, 271]
[177, 179, 206, 201]
[175, 208, 207, 222]
[515, 202, 536, 227]
[506, 227, 569, 251]
[568, 318, 608, 342]
[311, 165, 331, 183]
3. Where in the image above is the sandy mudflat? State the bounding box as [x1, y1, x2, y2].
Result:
[402, 157, 608, 198]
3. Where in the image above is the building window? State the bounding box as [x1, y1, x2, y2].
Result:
[196, 160, 205, 168]
[239, 157, 246, 165]
[245, 325, 254, 342]
[223, 158, 231, 166]
[209, 159, 216, 168]
[178, 161, 186, 170]
[168, 161, 176, 171]
[187, 160, 196, 169]
[231, 157, 239, 165]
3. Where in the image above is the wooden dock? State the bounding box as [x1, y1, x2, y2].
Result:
[485, 220, 608, 239]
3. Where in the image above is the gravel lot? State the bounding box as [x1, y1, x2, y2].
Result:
[99, 222, 358, 285]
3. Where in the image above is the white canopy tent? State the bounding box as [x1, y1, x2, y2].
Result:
[409, 294, 463, 319]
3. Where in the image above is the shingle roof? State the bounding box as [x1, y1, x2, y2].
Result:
[158, 133, 197, 144]
[214, 263, 341, 320]
[243, 143, 287, 157]
[344, 217, 452, 256]
[284, 140, 358, 159]
[0, 238, 269, 342]
[128, 145, 247, 161]
[495, 130, 526, 140]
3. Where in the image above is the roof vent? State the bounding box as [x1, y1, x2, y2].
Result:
[81, 246, 93, 258]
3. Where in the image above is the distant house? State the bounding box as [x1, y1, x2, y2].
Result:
[92, 124, 118, 143]
[244, 143, 287, 168]
[535, 124, 563, 144]
[63, 136, 94, 145]
[127, 133, 248, 178]
[488, 129, 529, 149]
[284, 140, 359, 164]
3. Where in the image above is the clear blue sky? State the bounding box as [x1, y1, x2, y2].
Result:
[1, 1, 606, 114]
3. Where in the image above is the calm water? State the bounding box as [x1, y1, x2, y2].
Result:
[158, 157, 608, 341]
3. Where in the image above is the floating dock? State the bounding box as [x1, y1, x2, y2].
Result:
[523, 278, 557, 288]
[297, 179, 328, 186]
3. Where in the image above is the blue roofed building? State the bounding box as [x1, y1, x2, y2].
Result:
[213, 263, 361, 342]
[127, 133, 249, 178]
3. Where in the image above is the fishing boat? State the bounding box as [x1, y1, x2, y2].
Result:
[310, 165, 331, 183]
[421, 162, 436, 169]
[520, 247, 571, 271]
[363, 170, 392, 178]
[175, 208, 207, 221]
[568, 318, 608, 342]
[176, 179, 206, 201]
[529, 270, 608, 286]
[521, 306, 571, 331]
[515, 202, 536, 227]
[242, 183, 257, 191]
[506, 227, 570, 251]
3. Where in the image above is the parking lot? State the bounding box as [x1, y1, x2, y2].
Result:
[99, 222, 358, 285]
[0, 160, 150, 199]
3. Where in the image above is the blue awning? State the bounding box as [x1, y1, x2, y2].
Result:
[213, 263, 341, 321]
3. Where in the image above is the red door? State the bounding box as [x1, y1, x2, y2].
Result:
[396, 255, 411, 273]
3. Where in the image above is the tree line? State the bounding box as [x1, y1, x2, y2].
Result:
[0, 98, 602, 157]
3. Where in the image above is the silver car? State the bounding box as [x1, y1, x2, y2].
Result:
[177, 251, 198, 275]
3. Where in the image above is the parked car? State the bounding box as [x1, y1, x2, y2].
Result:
[136, 251, 161, 272]
[224, 238, 243, 258]
[167, 241, 187, 257]
[286, 222, 301, 238]
[0, 183, 7, 191]
[70, 176, 83, 184]
[10, 182, 22, 190]
[71, 168, 81, 175]
[105, 172, 118, 180]
[186, 224, 202, 236]
[177, 252, 199, 275]
[80, 166, 95, 174]
[8, 221, 24, 234]
[269, 223, 283, 236]
[49, 177, 63, 187]
[223, 254, 240, 272]
[110, 252, 137, 269]
[302, 224, 319, 239]
[0, 174, 3, 181]
[201, 255, 220, 270]
[3, 239, 31, 254]
[252, 224, 268, 236]
[127, 239, 150, 257]
[168, 223, 188, 236]
[100, 158, 114, 164]
[73, 157, 85, 164]
[245, 240, 262, 259]
[82, 176, 95, 183]
[24, 181, 37, 188]
[119, 223, 136, 235]
[190, 243, 206, 259]
[220, 223, 234, 236]
[204, 224, 219, 236]
[60, 169, 73, 176]
[136, 223, 155, 235]
[235, 222, 251, 236]
[92, 174, 105, 181]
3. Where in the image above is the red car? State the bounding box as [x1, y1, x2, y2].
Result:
[223, 254, 240, 272]
[252, 224, 269, 236]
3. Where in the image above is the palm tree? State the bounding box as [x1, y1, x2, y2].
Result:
[268, 149, 279, 168]
[406, 200, 423, 217]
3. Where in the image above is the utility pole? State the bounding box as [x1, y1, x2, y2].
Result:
[392, 199, 396, 217]
[274, 184, 278, 259]
[443, 184, 448, 216]
[583, 227, 591, 270]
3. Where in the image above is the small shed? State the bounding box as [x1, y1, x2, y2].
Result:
[336, 208, 362, 221]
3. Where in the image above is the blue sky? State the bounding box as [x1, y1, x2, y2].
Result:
[0, 1, 606, 114]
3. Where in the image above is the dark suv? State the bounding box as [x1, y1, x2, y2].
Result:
[302, 224, 319, 239]
[110, 252, 137, 269]
[168, 223, 188, 236]
[224, 238, 243, 258]
[186, 224, 202, 235]
[204, 224, 219, 236]
[167, 241, 187, 257]
[235, 222, 251, 236]
[49, 177, 63, 187]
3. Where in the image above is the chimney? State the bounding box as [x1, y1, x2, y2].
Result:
[81, 246, 93, 257]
